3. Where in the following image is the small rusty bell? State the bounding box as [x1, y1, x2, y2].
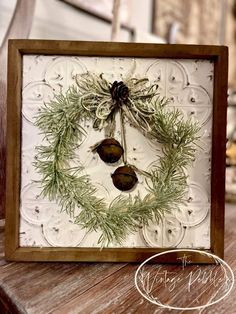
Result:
[111, 165, 138, 191]
[96, 138, 124, 163]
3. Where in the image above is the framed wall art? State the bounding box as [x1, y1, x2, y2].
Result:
[5, 40, 228, 262]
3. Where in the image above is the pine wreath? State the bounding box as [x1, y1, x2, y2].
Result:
[34, 71, 200, 247]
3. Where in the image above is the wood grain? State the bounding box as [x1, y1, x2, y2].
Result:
[7, 39, 227, 58]
[210, 41, 228, 259]
[5, 40, 22, 260]
[0, 203, 235, 314]
[5, 40, 228, 262]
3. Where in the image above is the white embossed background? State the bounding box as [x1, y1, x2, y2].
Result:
[20, 55, 213, 248]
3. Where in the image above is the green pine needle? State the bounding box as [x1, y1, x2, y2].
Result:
[33, 72, 200, 247]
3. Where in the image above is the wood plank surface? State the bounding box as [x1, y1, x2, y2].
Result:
[0, 203, 236, 313]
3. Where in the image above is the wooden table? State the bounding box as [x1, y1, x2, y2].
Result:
[0, 204, 236, 314]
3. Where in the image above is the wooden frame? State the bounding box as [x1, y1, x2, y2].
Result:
[5, 40, 228, 262]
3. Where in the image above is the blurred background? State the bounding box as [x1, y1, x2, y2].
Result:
[1, 0, 236, 203]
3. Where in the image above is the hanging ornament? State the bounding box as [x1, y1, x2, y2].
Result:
[110, 81, 129, 103]
[111, 165, 138, 191]
[96, 138, 124, 163]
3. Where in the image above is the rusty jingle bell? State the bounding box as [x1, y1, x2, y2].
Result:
[111, 165, 138, 191]
[96, 138, 124, 163]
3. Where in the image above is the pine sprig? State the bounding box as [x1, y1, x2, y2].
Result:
[33, 73, 200, 247]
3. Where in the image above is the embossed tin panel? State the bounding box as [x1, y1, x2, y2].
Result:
[20, 55, 213, 249]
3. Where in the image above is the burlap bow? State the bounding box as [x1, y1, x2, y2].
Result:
[75, 72, 159, 135]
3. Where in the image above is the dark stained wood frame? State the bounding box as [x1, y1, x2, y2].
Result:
[5, 40, 228, 263]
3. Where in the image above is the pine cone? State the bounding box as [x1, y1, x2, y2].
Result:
[110, 81, 129, 103]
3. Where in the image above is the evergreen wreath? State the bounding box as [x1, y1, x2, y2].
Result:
[34, 70, 200, 247]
